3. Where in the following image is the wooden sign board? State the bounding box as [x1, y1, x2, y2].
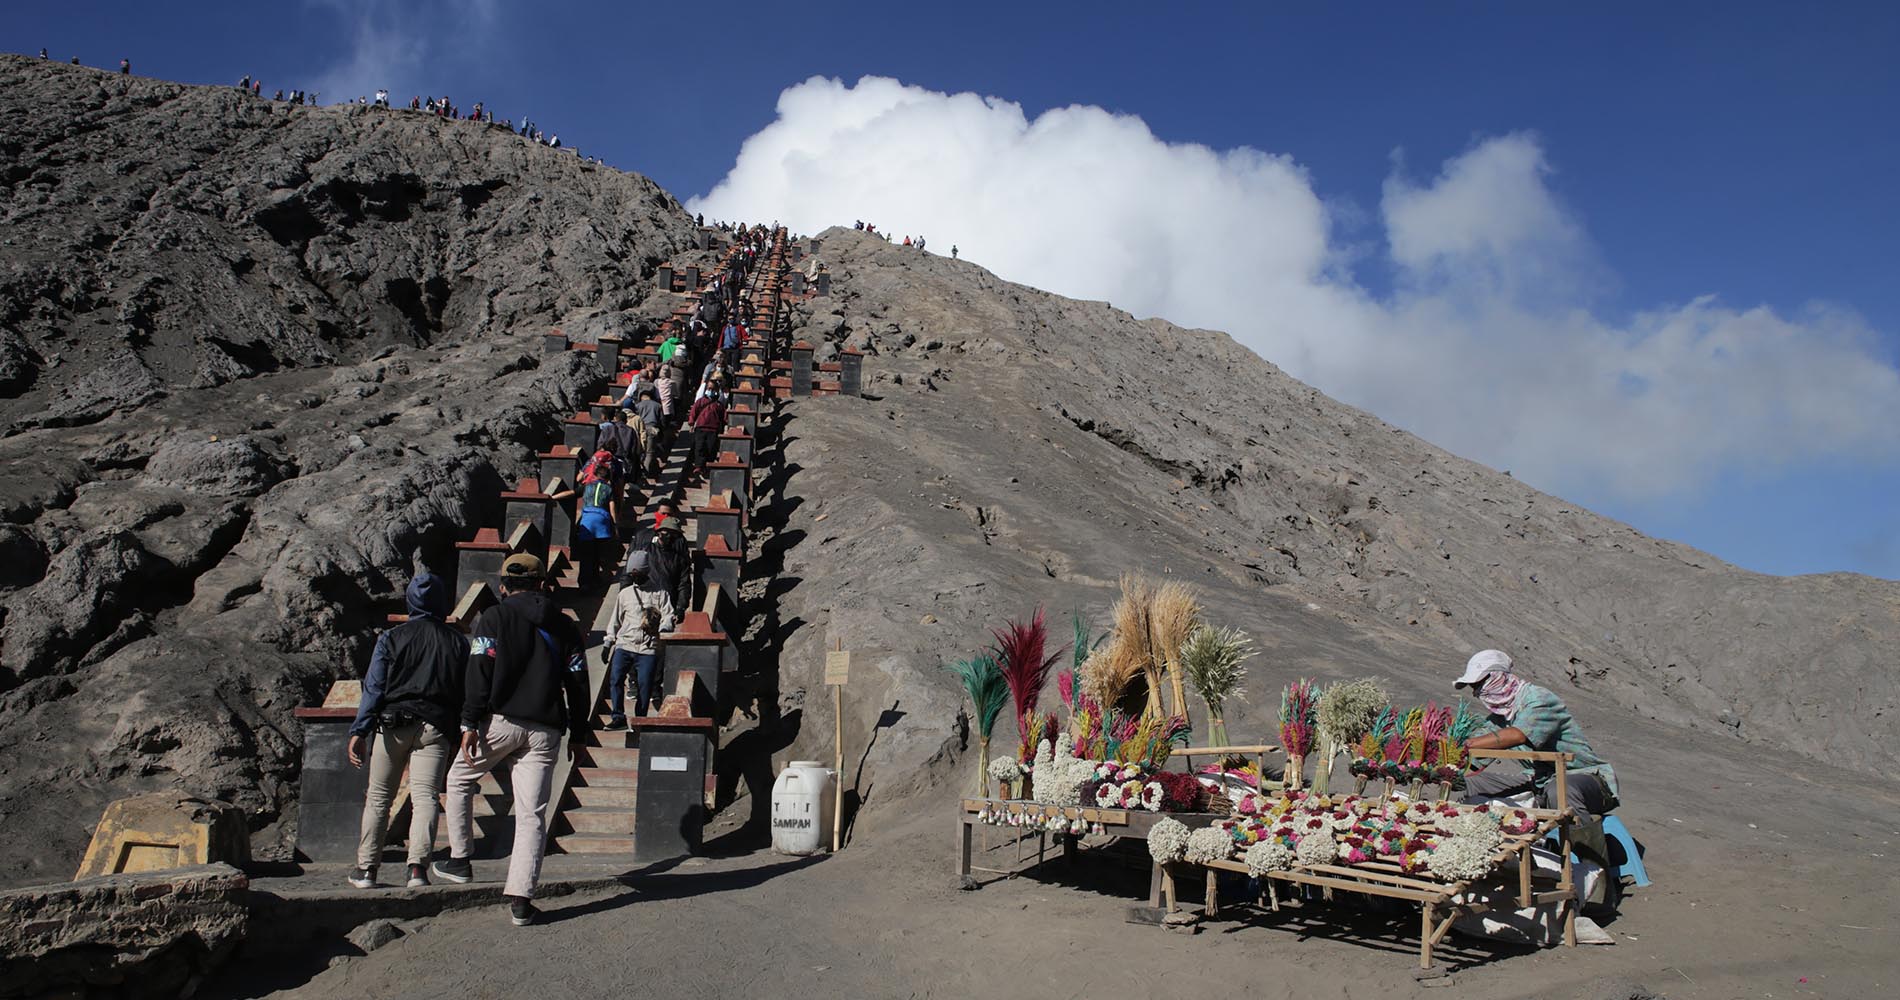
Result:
[825, 650, 851, 685]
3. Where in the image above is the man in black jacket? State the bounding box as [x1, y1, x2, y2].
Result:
[346, 571, 469, 889]
[627, 500, 695, 615]
[434, 555, 590, 926]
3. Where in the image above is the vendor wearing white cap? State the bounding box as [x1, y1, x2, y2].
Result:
[1457, 649, 1619, 815]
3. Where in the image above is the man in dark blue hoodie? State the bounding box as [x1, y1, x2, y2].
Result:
[346, 571, 469, 889]
[435, 554, 591, 926]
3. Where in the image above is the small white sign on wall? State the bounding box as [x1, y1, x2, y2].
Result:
[650, 756, 688, 772]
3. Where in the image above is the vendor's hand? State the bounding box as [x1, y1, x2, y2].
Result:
[460, 730, 483, 766]
[347, 734, 368, 768]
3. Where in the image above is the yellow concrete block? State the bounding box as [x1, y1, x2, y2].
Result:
[74, 792, 250, 881]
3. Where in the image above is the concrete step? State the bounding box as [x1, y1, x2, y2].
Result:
[562, 807, 636, 835]
[575, 745, 639, 768]
[570, 785, 637, 808]
[582, 725, 640, 748]
[576, 767, 639, 789]
[553, 834, 635, 855]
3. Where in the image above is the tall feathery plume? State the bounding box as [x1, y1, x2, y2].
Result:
[945, 653, 1008, 795]
[993, 606, 1069, 754]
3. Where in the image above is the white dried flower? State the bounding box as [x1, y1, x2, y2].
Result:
[988, 755, 1023, 786]
[1440, 810, 1504, 847]
[1295, 831, 1337, 867]
[1244, 840, 1294, 877]
[1184, 826, 1235, 864]
[1425, 835, 1498, 881]
[1030, 733, 1098, 807]
[1148, 817, 1193, 864]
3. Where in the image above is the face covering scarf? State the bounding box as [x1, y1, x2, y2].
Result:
[1479, 670, 1526, 718]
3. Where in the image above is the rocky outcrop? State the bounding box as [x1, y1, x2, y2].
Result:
[0, 56, 707, 886]
[0, 863, 249, 999]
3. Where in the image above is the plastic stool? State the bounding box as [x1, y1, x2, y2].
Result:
[1547, 815, 1650, 887]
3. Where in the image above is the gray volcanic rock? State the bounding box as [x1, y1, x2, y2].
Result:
[767, 228, 1898, 799]
[144, 435, 289, 497]
[0, 56, 710, 886]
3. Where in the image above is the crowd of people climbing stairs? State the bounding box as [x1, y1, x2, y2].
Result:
[339, 221, 790, 927]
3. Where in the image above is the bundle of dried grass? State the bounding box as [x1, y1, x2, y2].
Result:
[1087, 574, 1157, 716]
[1147, 580, 1203, 720]
[1312, 677, 1388, 794]
[1180, 624, 1256, 746]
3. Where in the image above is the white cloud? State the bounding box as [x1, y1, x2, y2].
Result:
[691, 75, 1900, 502]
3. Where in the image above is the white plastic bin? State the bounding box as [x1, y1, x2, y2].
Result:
[770, 760, 836, 855]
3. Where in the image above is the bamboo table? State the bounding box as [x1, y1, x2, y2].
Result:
[955, 798, 1221, 906]
[1169, 749, 1583, 969]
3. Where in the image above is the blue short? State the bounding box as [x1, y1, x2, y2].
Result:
[578, 507, 615, 540]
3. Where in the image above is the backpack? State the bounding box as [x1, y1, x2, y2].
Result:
[581, 479, 612, 510]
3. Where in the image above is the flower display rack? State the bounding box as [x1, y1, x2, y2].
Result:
[1167, 748, 1582, 970]
[955, 797, 1222, 906]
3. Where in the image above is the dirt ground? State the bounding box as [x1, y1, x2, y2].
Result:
[212, 726, 1898, 1000]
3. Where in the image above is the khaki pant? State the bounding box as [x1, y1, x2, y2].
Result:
[443, 716, 560, 898]
[356, 719, 451, 867]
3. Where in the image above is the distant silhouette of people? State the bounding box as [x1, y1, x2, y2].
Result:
[70, 56, 80, 65]
[951, 245, 959, 259]
[39, 48, 48, 60]
[120, 58, 130, 75]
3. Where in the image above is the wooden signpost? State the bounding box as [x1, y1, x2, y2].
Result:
[826, 642, 850, 852]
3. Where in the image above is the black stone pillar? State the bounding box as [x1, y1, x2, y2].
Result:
[839, 350, 863, 397]
[790, 342, 814, 397]
[293, 709, 368, 863]
[632, 725, 711, 862]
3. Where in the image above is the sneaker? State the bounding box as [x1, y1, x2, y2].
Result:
[604, 717, 627, 731]
[406, 863, 429, 888]
[347, 865, 377, 889]
[431, 857, 473, 884]
[507, 896, 539, 927]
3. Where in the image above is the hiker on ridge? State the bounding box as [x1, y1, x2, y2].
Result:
[436, 554, 590, 927]
[601, 551, 676, 727]
[346, 570, 468, 890]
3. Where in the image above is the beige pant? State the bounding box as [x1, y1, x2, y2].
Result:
[356, 719, 451, 867]
[443, 715, 560, 898]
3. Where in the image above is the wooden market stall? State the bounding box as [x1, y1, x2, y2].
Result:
[1165, 749, 1583, 969]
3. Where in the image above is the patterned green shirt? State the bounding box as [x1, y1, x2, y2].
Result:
[1483, 683, 1618, 797]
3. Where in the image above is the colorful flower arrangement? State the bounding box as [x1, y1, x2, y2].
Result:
[1278, 678, 1318, 789]
[1180, 790, 1545, 883]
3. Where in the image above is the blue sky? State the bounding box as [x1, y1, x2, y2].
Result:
[9, 2, 1898, 578]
